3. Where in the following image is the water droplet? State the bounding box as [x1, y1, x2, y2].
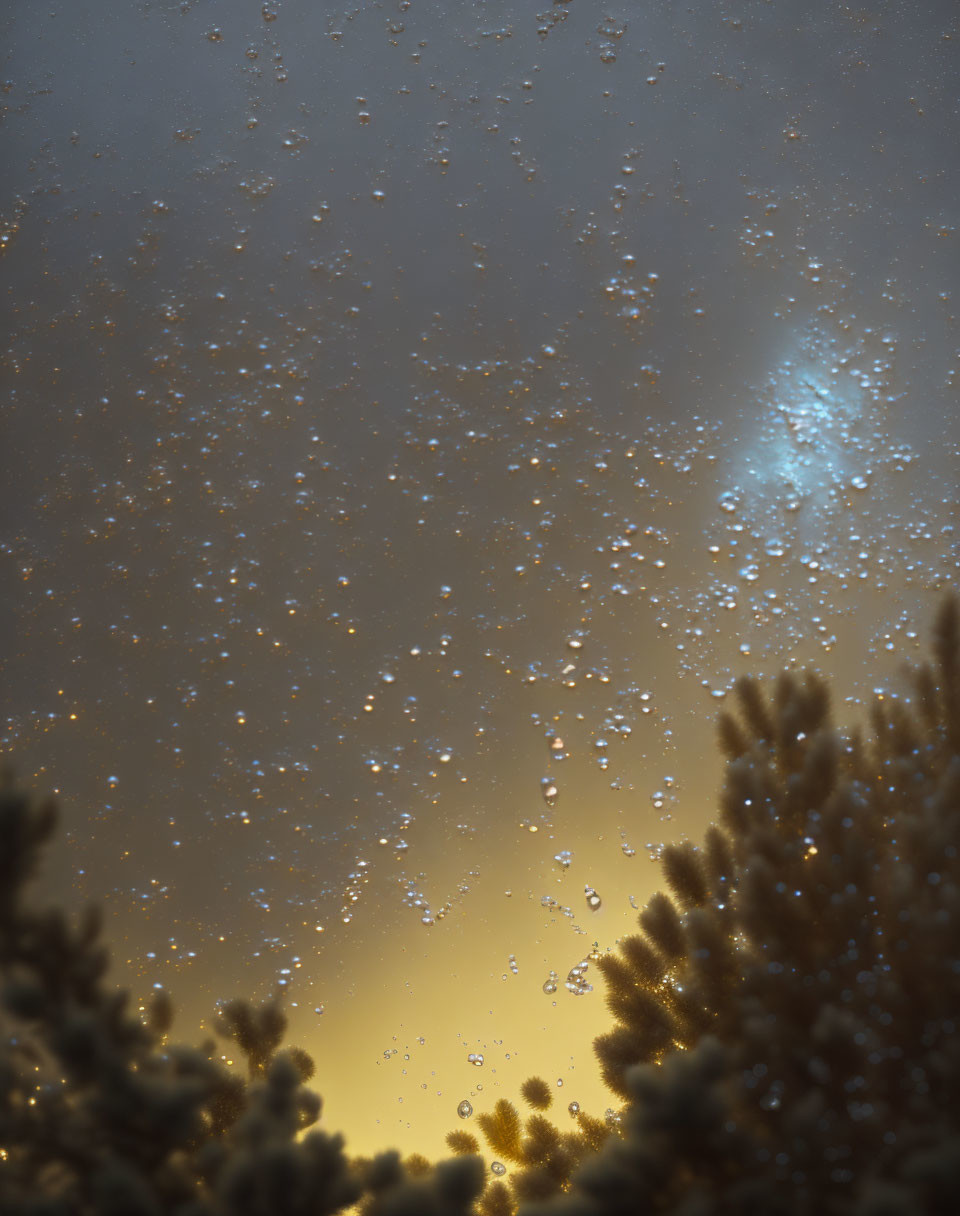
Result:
[467, 1052, 484, 1066]
[457, 1099, 473, 1118]
[491, 1160, 506, 1175]
[541, 778, 559, 807]
[568, 1101, 581, 1117]
[585, 886, 602, 911]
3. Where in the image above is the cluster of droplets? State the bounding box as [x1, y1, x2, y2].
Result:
[565, 959, 593, 996]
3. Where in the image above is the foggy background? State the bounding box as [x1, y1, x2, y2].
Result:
[2, 0, 958, 1159]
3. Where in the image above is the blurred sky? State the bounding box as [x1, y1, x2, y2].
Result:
[2, 0, 958, 1162]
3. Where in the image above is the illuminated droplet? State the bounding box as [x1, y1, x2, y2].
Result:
[457, 1099, 473, 1119]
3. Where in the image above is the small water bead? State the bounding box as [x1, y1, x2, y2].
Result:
[491, 1162, 506, 1176]
[457, 1099, 473, 1119]
[568, 1101, 580, 1117]
[467, 1053, 484, 1066]
[542, 971, 558, 994]
[585, 887, 602, 911]
[553, 850, 572, 870]
[541, 778, 559, 807]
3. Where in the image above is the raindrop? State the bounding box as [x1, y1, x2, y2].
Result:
[457, 1099, 473, 1119]
[541, 778, 559, 807]
[565, 960, 593, 994]
[585, 886, 602, 911]
[568, 1101, 581, 1117]
[467, 1052, 484, 1066]
[491, 1161, 506, 1176]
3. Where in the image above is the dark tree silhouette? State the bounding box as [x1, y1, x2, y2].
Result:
[498, 595, 960, 1215]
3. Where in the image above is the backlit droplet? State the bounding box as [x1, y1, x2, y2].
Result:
[457, 1099, 473, 1119]
[491, 1161, 506, 1176]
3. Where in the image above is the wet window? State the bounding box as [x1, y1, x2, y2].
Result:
[3, 0, 957, 1159]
